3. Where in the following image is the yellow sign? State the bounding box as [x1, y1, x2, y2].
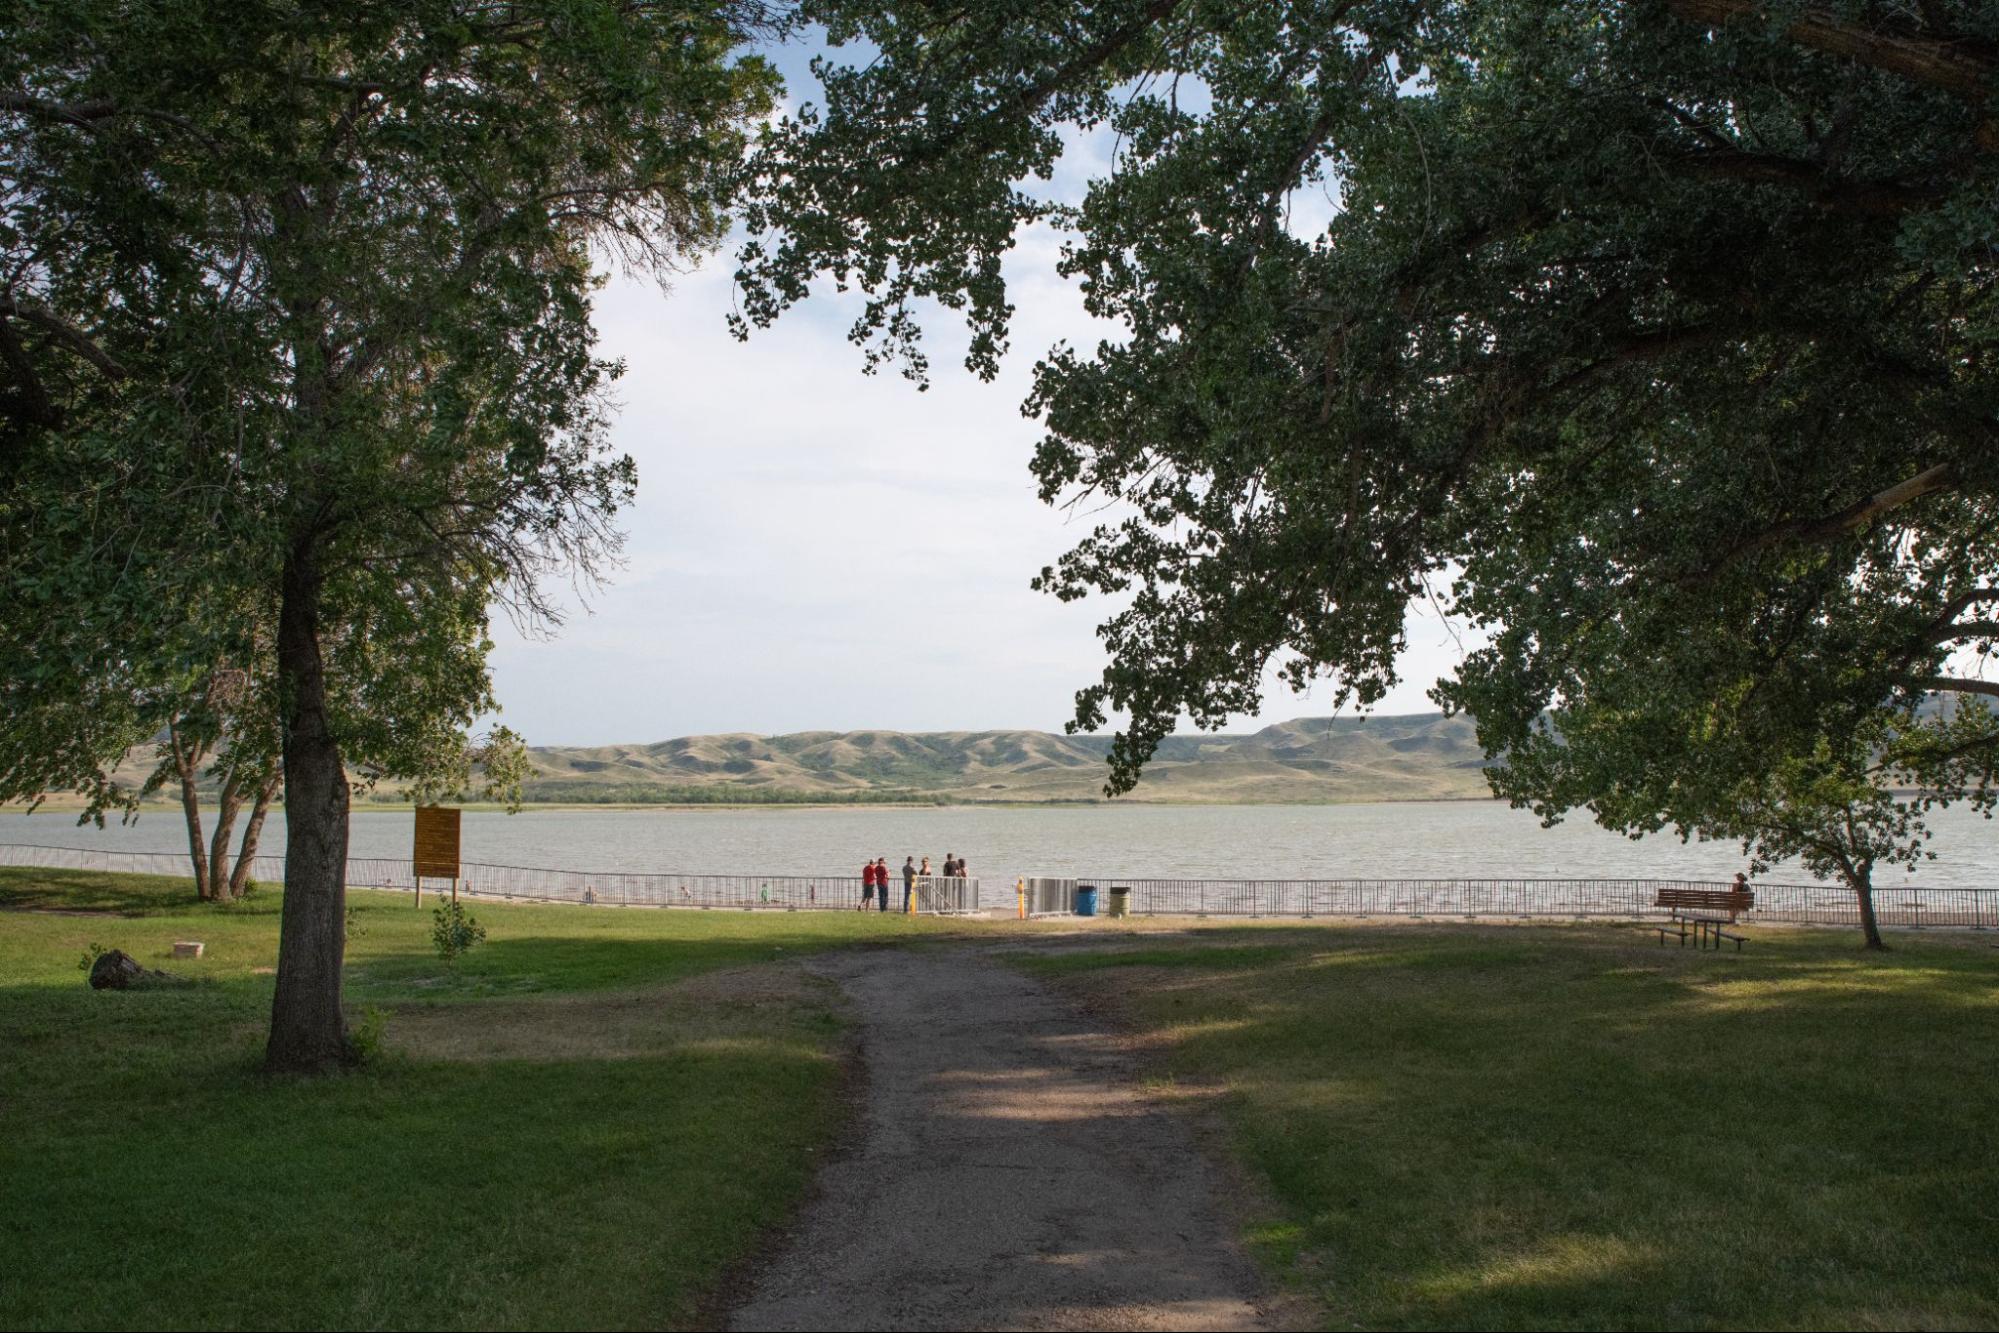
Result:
[412, 806, 461, 879]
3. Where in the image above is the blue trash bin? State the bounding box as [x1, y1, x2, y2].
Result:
[1075, 885, 1099, 917]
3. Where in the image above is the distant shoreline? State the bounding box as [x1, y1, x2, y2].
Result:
[48, 713, 1500, 811]
[5, 793, 1505, 816]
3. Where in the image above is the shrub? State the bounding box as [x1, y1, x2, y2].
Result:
[430, 900, 486, 961]
[346, 1007, 388, 1065]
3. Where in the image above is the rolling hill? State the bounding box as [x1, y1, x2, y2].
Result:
[516, 712, 1495, 805]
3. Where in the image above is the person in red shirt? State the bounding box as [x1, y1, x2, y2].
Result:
[859, 858, 877, 910]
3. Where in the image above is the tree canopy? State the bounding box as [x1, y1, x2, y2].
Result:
[1, 0, 782, 1067]
[737, 1, 1999, 932]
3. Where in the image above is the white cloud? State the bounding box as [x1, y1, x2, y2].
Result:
[485, 67, 1478, 746]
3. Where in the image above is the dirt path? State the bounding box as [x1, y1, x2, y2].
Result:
[726, 945, 1275, 1332]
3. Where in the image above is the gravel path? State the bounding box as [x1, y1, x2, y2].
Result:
[727, 945, 1273, 1332]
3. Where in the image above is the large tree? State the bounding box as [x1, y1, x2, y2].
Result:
[737, 0, 1998, 932]
[2, 1, 781, 1069]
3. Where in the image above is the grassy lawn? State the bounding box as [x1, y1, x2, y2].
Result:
[0, 867, 948, 1331]
[1018, 923, 1999, 1331]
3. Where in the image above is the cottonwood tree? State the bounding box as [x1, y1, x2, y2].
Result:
[737, 0, 1998, 938]
[148, 662, 283, 904]
[2, 1, 781, 1070]
[6, 617, 527, 903]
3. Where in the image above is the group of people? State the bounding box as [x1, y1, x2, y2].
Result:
[857, 853, 972, 911]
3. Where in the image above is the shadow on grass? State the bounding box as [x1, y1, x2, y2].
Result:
[1020, 923, 1999, 1330]
[0, 864, 282, 917]
[350, 929, 876, 1001]
[0, 959, 848, 1332]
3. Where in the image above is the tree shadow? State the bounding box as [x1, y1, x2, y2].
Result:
[0, 865, 267, 916]
[0, 961, 850, 1331]
[1021, 923, 1999, 1329]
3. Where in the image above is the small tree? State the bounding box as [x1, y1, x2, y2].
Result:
[1475, 665, 1998, 948]
[1678, 734, 1958, 952]
[430, 900, 487, 962]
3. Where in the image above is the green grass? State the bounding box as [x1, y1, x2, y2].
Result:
[1016, 923, 1999, 1331]
[0, 866, 951, 1330]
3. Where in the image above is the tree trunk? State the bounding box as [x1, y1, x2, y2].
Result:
[206, 771, 246, 902]
[168, 721, 212, 901]
[230, 775, 279, 898]
[265, 542, 351, 1074]
[1847, 860, 1888, 951]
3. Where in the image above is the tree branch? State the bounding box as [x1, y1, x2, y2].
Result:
[0, 296, 128, 380]
[0, 92, 117, 128]
[1671, 147, 1949, 216]
[1699, 461, 1957, 578]
[0, 314, 59, 431]
[898, 0, 1188, 169]
[1929, 620, 1999, 644]
[1666, 1, 1997, 99]
[1926, 676, 1999, 699]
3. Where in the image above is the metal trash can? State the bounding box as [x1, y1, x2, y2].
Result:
[1075, 885, 1099, 917]
[1107, 886, 1131, 918]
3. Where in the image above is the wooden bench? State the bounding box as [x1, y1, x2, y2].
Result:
[1655, 887, 1754, 951]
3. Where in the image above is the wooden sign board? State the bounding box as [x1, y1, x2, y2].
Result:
[412, 806, 461, 879]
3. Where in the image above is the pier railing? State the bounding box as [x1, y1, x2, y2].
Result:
[1, 843, 1990, 928]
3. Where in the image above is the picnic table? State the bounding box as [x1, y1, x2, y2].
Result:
[1654, 886, 1754, 951]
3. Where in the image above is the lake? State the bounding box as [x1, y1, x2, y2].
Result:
[4, 800, 1993, 890]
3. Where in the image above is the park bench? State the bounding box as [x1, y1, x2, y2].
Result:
[1654, 886, 1754, 951]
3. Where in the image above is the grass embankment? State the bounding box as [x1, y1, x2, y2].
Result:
[1019, 924, 1999, 1331]
[0, 867, 947, 1330]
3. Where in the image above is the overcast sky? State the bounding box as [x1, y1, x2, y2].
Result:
[483, 41, 1484, 747]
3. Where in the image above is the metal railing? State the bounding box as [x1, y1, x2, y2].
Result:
[1044, 874, 1997, 928]
[1, 843, 1989, 928]
[0, 843, 878, 913]
[912, 875, 982, 914]
[1022, 876, 1080, 916]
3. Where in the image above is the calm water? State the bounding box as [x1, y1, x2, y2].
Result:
[6, 801, 1994, 889]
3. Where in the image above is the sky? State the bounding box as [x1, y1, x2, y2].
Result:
[482, 38, 1483, 748]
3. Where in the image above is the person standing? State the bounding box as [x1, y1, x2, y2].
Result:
[859, 858, 876, 910]
[876, 858, 890, 912]
[902, 856, 917, 912]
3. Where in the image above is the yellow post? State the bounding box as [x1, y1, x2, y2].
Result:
[907, 876, 917, 917]
[1017, 878, 1026, 920]
[452, 878, 460, 905]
